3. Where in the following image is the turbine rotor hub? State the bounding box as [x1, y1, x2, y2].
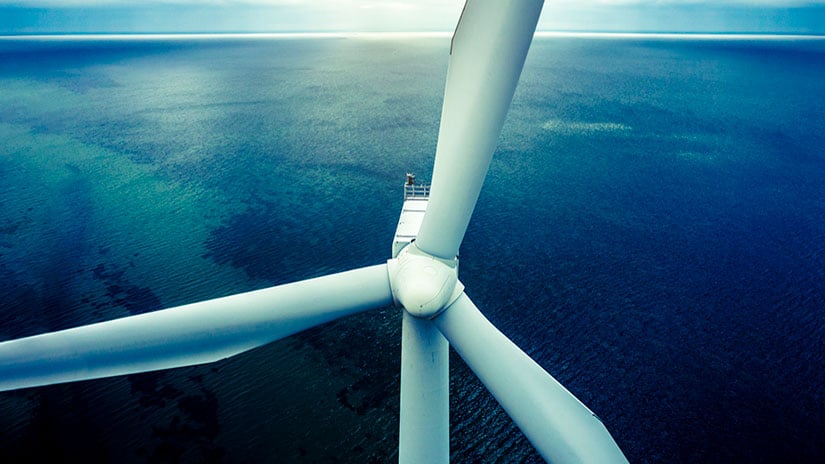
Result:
[388, 243, 463, 319]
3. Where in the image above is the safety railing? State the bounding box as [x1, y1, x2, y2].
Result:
[404, 182, 430, 200]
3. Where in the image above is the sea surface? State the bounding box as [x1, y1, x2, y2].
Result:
[0, 34, 824, 463]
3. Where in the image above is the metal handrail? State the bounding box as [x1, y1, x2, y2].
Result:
[404, 183, 430, 200]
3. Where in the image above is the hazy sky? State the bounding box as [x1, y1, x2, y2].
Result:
[1, 0, 824, 35]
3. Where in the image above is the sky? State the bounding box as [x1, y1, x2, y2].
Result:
[0, 0, 823, 35]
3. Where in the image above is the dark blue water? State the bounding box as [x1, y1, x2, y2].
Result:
[1, 35, 824, 463]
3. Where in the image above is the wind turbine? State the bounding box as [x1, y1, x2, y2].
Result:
[0, 1, 628, 462]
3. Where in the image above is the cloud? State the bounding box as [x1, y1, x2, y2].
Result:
[3, 0, 824, 4]
[552, 0, 824, 4]
[0, 0, 449, 6]
[0, 0, 467, 33]
[2, 0, 823, 34]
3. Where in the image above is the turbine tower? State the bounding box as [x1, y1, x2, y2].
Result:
[0, 1, 628, 462]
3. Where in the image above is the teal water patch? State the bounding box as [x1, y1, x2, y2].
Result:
[0, 121, 251, 314]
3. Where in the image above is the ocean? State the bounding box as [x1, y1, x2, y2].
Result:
[0, 33, 823, 463]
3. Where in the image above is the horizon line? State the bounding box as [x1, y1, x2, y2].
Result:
[1, 31, 824, 41]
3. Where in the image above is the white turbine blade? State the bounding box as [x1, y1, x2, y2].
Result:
[398, 311, 449, 464]
[0, 264, 392, 392]
[415, 0, 543, 260]
[434, 293, 628, 464]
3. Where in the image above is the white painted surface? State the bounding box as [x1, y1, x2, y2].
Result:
[416, 0, 544, 260]
[388, 243, 459, 319]
[0, 264, 393, 391]
[398, 312, 449, 464]
[435, 292, 629, 464]
[392, 198, 428, 258]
